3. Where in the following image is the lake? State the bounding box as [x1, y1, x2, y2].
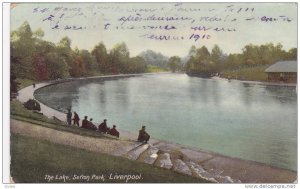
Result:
[34, 73, 297, 171]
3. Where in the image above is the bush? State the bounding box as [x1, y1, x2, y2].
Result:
[24, 99, 41, 111]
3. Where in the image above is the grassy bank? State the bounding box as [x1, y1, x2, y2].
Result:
[11, 133, 208, 183]
[16, 78, 36, 89]
[11, 100, 63, 125]
[221, 65, 270, 82]
[146, 65, 169, 73]
[10, 100, 112, 139]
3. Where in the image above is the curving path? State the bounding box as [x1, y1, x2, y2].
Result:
[13, 74, 297, 183]
[17, 81, 67, 121]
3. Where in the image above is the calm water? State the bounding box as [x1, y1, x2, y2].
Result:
[34, 73, 297, 171]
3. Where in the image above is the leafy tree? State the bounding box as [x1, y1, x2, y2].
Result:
[33, 54, 48, 80]
[211, 45, 222, 63]
[186, 45, 216, 75]
[70, 53, 86, 77]
[109, 42, 130, 73]
[287, 48, 297, 60]
[195, 46, 210, 63]
[58, 37, 72, 48]
[242, 44, 260, 66]
[258, 44, 272, 65]
[210, 45, 223, 72]
[168, 56, 181, 72]
[185, 56, 196, 73]
[92, 42, 108, 73]
[128, 56, 147, 73]
[138, 50, 169, 68]
[57, 37, 75, 76]
[10, 21, 36, 79]
[45, 52, 69, 79]
[80, 50, 97, 74]
[33, 28, 45, 39]
[224, 53, 243, 69]
[188, 45, 197, 57]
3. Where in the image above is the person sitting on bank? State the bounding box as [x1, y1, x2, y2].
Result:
[88, 118, 97, 131]
[98, 119, 108, 133]
[137, 125, 150, 143]
[108, 125, 120, 138]
[81, 116, 89, 128]
[73, 111, 80, 127]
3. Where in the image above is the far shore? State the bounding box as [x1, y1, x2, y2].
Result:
[30, 72, 297, 92]
[214, 76, 297, 87]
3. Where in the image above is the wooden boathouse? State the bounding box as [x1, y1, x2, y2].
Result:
[265, 60, 297, 83]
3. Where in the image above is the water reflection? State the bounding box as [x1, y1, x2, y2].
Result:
[112, 79, 129, 109]
[264, 85, 297, 104]
[188, 77, 221, 106]
[240, 83, 254, 107]
[99, 86, 107, 106]
[34, 81, 81, 112]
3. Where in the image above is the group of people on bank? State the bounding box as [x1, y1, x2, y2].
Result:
[66, 109, 150, 143]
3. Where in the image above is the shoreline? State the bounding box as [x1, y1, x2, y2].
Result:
[15, 73, 297, 183]
[214, 76, 297, 87]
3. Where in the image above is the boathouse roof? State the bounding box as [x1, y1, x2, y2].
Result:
[265, 60, 297, 73]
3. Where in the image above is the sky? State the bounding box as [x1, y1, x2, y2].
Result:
[10, 2, 298, 57]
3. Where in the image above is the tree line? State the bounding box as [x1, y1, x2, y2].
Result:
[11, 22, 148, 81]
[11, 22, 297, 80]
[183, 44, 297, 76]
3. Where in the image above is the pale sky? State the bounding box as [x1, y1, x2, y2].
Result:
[10, 2, 297, 57]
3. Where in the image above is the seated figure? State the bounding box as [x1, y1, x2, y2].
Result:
[98, 119, 109, 133]
[108, 125, 120, 138]
[88, 118, 97, 131]
[137, 125, 150, 143]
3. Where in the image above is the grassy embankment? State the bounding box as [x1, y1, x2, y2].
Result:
[221, 65, 270, 82]
[10, 101, 209, 183]
[16, 78, 36, 89]
[11, 133, 207, 183]
[146, 65, 169, 73]
[10, 100, 111, 139]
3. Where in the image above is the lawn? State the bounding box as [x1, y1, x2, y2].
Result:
[16, 78, 36, 89]
[11, 133, 209, 183]
[146, 65, 169, 73]
[221, 65, 270, 82]
[10, 100, 113, 139]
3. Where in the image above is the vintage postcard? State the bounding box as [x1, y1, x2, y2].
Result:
[4, 1, 298, 186]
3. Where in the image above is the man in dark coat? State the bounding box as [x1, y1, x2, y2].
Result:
[137, 125, 150, 143]
[98, 119, 108, 133]
[73, 111, 80, 126]
[88, 118, 97, 131]
[82, 116, 89, 128]
[108, 125, 119, 138]
[66, 109, 72, 125]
